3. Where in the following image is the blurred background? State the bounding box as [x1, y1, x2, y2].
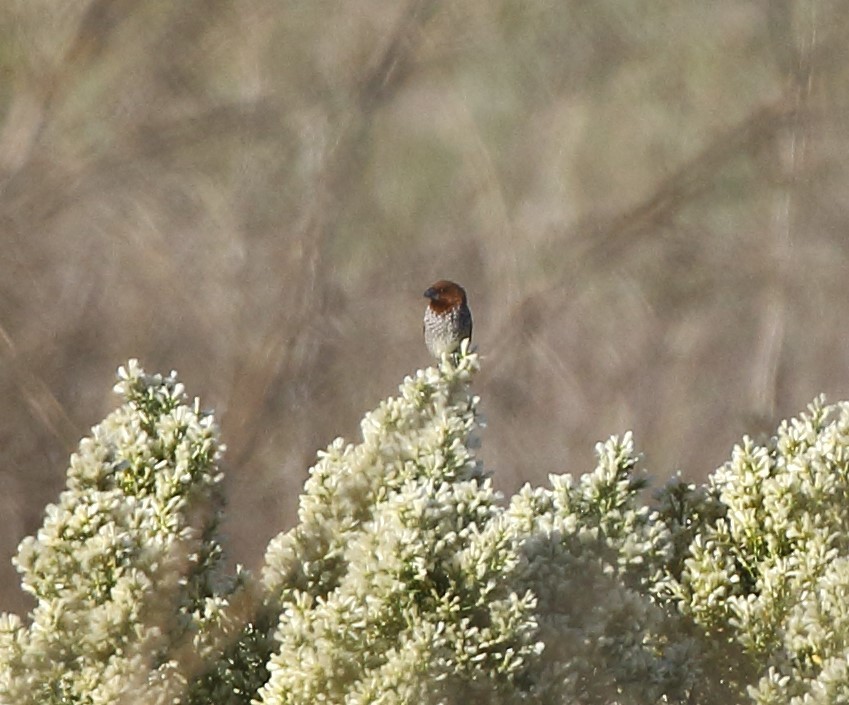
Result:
[2, 0, 848, 614]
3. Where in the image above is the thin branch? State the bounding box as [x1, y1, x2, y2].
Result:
[487, 98, 799, 373]
[225, 0, 440, 471]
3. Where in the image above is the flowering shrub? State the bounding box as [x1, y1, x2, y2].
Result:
[258, 342, 540, 704]
[3, 351, 849, 703]
[0, 362, 269, 705]
[668, 397, 849, 704]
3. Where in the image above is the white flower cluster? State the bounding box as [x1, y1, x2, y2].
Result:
[259, 343, 543, 704]
[503, 433, 728, 704]
[256, 345, 713, 704]
[5, 355, 849, 704]
[0, 360, 264, 705]
[670, 397, 849, 704]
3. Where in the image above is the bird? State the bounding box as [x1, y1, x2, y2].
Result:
[423, 280, 472, 358]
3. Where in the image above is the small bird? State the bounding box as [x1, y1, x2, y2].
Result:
[423, 280, 472, 358]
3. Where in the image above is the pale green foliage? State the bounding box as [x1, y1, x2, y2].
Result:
[505, 438, 702, 704]
[5, 357, 849, 703]
[670, 397, 849, 704]
[0, 361, 267, 705]
[259, 342, 543, 704]
[257, 348, 710, 704]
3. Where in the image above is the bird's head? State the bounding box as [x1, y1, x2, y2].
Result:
[424, 280, 467, 314]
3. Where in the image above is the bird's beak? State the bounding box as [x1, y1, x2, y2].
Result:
[423, 287, 436, 300]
